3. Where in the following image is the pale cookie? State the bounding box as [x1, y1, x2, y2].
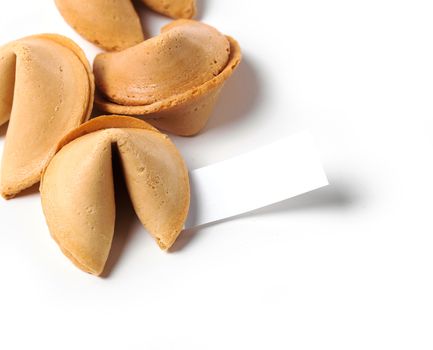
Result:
[40, 116, 190, 276]
[94, 20, 242, 136]
[0, 34, 94, 199]
[55, 0, 145, 51]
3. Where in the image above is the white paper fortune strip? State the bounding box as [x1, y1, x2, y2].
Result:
[186, 131, 329, 228]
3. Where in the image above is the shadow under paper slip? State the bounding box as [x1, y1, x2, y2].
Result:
[170, 179, 358, 252]
[247, 179, 356, 217]
[203, 57, 262, 132]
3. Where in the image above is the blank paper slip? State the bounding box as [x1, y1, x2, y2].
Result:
[186, 131, 329, 228]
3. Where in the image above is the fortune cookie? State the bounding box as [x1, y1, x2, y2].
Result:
[55, 0, 196, 51]
[54, 0, 144, 51]
[94, 20, 242, 136]
[0, 34, 94, 199]
[40, 116, 190, 275]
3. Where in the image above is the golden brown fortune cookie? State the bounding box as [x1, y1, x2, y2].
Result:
[54, 0, 144, 51]
[40, 116, 190, 275]
[0, 34, 94, 199]
[54, 0, 196, 51]
[93, 20, 242, 136]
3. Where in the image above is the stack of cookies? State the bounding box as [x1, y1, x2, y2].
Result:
[0, 0, 241, 275]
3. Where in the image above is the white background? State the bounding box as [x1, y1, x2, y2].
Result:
[1, 0, 433, 349]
